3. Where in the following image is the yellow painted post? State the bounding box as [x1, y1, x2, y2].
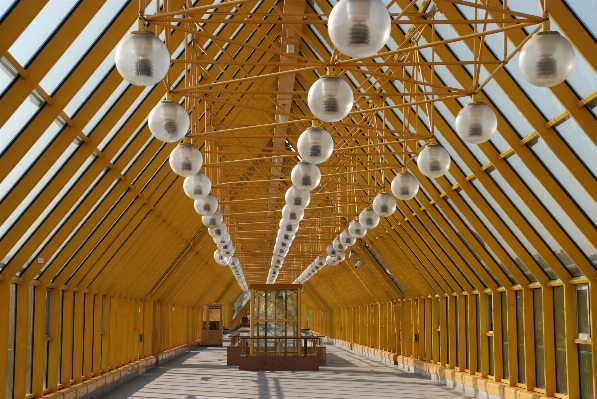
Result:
[468, 294, 478, 375]
[100, 294, 110, 372]
[449, 295, 458, 369]
[493, 292, 503, 381]
[479, 293, 488, 377]
[425, 297, 432, 362]
[0, 281, 8, 399]
[564, 283, 580, 397]
[134, 298, 140, 361]
[440, 296, 448, 366]
[31, 285, 46, 397]
[522, 288, 536, 390]
[83, 292, 94, 379]
[542, 287, 555, 396]
[12, 282, 28, 398]
[93, 293, 102, 376]
[108, 294, 118, 369]
[418, 298, 425, 360]
[60, 288, 74, 387]
[72, 290, 84, 383]
[47, 288, 61, 392]
[458, 294, 467, 372]
[589, 281, 597, 399]
[506, 289, 518, 385]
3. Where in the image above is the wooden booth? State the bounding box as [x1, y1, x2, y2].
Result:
[202, 303, 223, 346]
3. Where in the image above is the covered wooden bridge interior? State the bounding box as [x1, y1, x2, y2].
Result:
[0, 0, 596, 398]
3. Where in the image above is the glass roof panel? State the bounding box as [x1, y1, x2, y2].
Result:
[0, 98, 43, 155]
[9, 0, 80, 67]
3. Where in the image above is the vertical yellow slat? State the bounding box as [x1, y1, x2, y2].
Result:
[522, 289, 536, 390]
[31, 286, 46, 397]
[425, 297, 432, 362]
[564, 283, 580, 397]
[418, 299, 425, 359]
[506, 289, 518, 385]
[542, 287, 555, 396]
[449, 295, 458, 369]
[479, 293, 488, 377]
[108, 295, 117, 369]
[0, 281, 8, 399]
[83, 292, 94, 379]
[440, 296, 448, 366]
[493, 292, 503, 381]
[458, 294, 467, 372]
[13, 282, 28, 398]
[72, 290, 84, 383]
[468, 294, 478, 375]
[47, 288, 60, 392]
[60, 289, 73, 387]
[589, 281, 597, 399]
[100, 295, 110, 372]
[134, 298, 140, 361]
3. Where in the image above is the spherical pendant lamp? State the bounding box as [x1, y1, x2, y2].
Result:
[281, 204, 304, 224]
[417, 145, 451, 179]
[348, 220, 367, 238]
[214, 249, 229, 266]
[148, 100, 189, 142]
[372, 192, 396, 217]
[216, 232, 230, 246]
[229, 256, 240, 269]
[340, 230, 356, 246]
[194, 194, 218, 216]
[328, 0, 391, 59]
[315, 255, 326, 268]
[208, 225, 227, 238]
[455, 102, 497, 144]
[326, 255, 338, 266]
[297, 127, 334, 164]
[279, 219, 300, 234]
[274, 245, 289, 257]
[391, 171, 419, 200]
[202, 210, 223, 228]
[359, 208, 380, 229]
[519, 31, 575, 87]
[169, 142, 203, 177]
[326, 243, 337, 257]
[272, 257, 283, 267]
[334, 251, 346, 263]
[307, 75, 354, 122]
[332, 237, 346, 252]
[280, 232, 295, 242]
[291, 162, 321, 191]
[115, 30, 170, 86]
[285, 186, 311, 210]
[183, 172, 211, 200]
[222, 246, 235, 257]
[218, 241, 233, 252]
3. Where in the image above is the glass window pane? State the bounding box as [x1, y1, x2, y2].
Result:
[516, 290, 525, 384]
[579, 344, 594, 399]
[576, 285, 590, 339]
[534, 289, 545, 388]
[501, 291, 509, 380]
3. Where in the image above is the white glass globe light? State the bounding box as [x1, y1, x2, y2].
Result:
[208, 225, 227, 238]
[274, 245, 289, 257]
[183, 172, 211, 200]
[202, 210, 223, 228]
[326, 243, 337, 257]
[214, 250, 229, 266]
[194, 194, 218, 216]
[328, 0, 391, 59]
[222, 246, 234, 257]
[359, 208, 380, 229]
[279, 219, 299, 234]
[391, 171, 419, 200]
[417, 145, 451, 179]
[218, 241, 233, 252]
[372, 192, 396, 217]
[333, 237, 346, 252]
[348, 220, 367, 238]
[148, 101, 189, 142]
[334, 251, 346, 263]
[169, 143, 203, 177]
[272, 257, 283, 267]
[280, 232, 295, 242]
[291, 162, 321, 191]
[519, 31, 575, 87]
[115, 31, 170, 86]
[455, 102, 497, 144]
[315, 255, 326, 268]
[340, 230, 356, 246]
[285, 186, 311, 210]
[228, 256, 240, 269]
[282, 204, 304, 224]
[326, 255, 338, 266]
[297, 127, 334, 164]
[307, 75, 354, 122]
[216, 232, 230, 246]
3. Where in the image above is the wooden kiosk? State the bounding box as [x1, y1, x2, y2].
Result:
[201, 303, 223, 346]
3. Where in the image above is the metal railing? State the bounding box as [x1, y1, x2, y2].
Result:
[228, 334, 324, 356]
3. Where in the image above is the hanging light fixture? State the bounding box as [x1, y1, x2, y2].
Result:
[279, 219, 300, 234]
[169, 142, 203, 177]
[328, 0, 391, 59]
[202, 210, 223, 228]
[333, 251, 346, 263]
[194, 193, 218, 216]
[208, 225, 227, 238]
[215, 232, 230, 246]
[285, 186, 311, 210]
[291, 161, 321, 191]
[307, 74, 354, 122]
[326, 243, 338, 257]
[391, 171, 419, 200]
[229, 256, 240, 269]
[455, 98, 497, 144]
[222, 245, 235, 257]
[340, 230, 357, 246]
[372, 192, 396, 217]
[359, 208, 380, 229]
[297, 125, 334, 164]
[315, 255, 326, 268]
[417, 144, 451, 179]
[348, 220, 367, 238]
[326, 255, 339, 266]
[332, 236, 346, 252]
[214, 249, 229, 266]
[148, 99, 189, 142]
[519, 27, 575, 87]
[183, 172, 211, 200]
[115, 27, 170, 86]
[281, 204, 304, 224]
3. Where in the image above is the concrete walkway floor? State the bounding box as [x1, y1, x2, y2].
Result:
[98, 341, 472, 399]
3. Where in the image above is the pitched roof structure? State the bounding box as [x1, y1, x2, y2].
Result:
[1, 0, 596, 397]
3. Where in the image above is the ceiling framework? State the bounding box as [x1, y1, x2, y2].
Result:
[0, 0, 596, 311]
